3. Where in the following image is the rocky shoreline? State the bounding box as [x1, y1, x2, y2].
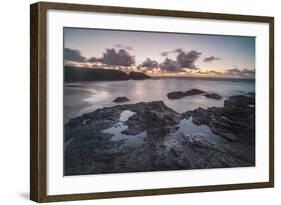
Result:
[64, 93, 255, 176]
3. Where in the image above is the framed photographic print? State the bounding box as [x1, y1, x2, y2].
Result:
[30, 1, 274, 202]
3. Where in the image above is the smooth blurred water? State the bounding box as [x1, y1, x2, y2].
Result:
[64, 78, 255, 122]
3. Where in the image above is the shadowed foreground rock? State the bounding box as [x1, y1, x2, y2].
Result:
[64, 94, 255, 176]
[184, 93, 255, 144]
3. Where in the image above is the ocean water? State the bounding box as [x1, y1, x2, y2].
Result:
[64, 77, 255, 122]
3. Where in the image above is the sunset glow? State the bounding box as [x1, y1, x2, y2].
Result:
[64, 27, 255, 79]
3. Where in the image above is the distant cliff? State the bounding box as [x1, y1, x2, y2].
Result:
[128, 71, 151, 80]
[64, 66, 151, 82]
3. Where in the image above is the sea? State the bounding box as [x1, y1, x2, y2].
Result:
[64, 77, 255, 123]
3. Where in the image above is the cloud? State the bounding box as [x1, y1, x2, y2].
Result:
[204, 56, 221, 63]
[176, 49, 201, 69]
[141, 58, 158, 70]
[224, 68, 255, 78]
[114, 44, 133, 51]
[161, 51, 169, 57]
[159, 58, 180, 72]
[88, 48, 135, 67]
[159, 49, 201, 71]
[208, 70, 223, 75]
[101, 49, 135, 66]
[240, 68, 255, 78]
[161, 48, 182, 56]
[64, 61, 77, 67]
[224, 68, 241, 75]
[88, 56, 101, 63]
[191, 68, 255, 78]
[65, 47, 135, 68]
[64, 48, 86, 62]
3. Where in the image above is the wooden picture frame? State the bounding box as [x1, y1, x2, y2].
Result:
[30, 1, 274, 202]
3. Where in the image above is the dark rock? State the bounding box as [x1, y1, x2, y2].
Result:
[185, 89, 205, 96]
[204, 93, 222, 100]
[224, 94, 255, 112]
[64, 101, 182, 175]
[210, 125, 239, 141]
[113, 97, 130, 103]
[181, 94, 255, 144]
[179, 133, 251, 168]
[167, 89, 205, 99]
[181, 110, 192, 120]
[167, 91, 186, 99]
[191, 107, 211, 125]
[122, 101, 181, 141]
[128, 71, 151, 80]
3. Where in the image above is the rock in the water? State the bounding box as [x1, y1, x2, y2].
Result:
[185, 89, 205, 96]
[204, 93, 222, 100]
[167, 91, 186, 99]
[167, 89, 205, 99]
[113, 97, 130, 103]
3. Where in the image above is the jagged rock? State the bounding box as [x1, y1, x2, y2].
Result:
[113, 96, 130, 103]
[122, 101, 181, 142]
[182, 93, 255, 144]
[64, 101, 182, 175]
[224, 94, 255, 112]
[191, 107, 211, 125]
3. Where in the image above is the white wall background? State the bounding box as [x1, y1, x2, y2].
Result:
[0, 0, 279, 204]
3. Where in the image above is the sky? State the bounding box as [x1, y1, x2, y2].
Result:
[64, 27, 255, 79]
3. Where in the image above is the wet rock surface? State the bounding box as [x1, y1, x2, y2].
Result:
[64, 93, 255, 176]
[167, 89, 205, 99]
[183, 93, 255, 144]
